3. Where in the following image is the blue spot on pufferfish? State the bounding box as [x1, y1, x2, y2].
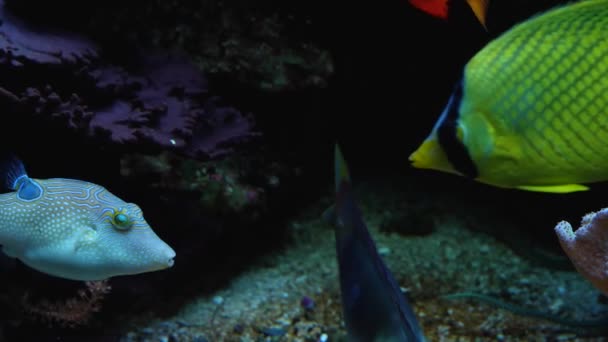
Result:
[16, 177, 43, 201]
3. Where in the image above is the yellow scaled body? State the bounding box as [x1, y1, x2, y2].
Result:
[410, 0, 608, 193]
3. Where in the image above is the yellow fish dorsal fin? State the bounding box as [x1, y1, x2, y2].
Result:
[516, 184, 589, 193]
[466, 0, 489, 30]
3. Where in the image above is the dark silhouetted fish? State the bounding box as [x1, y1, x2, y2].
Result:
[324, 145, 426, 341]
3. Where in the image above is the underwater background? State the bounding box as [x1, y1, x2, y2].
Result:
[1, 0, 608, 340]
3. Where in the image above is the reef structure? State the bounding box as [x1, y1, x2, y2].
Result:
[555, 208, 608, 295]
[0, 0, 255, 160]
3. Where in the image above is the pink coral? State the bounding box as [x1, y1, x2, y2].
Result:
[554, 208, 608, 295]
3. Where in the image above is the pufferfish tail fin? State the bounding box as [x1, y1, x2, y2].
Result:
[0, 154, 41, 200]
[0, 153, 27, 191]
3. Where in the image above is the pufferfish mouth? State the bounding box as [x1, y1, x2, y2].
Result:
[164, 249, 176, 268]
[149, 249, 176, 271]
[147, 257, 175, 272]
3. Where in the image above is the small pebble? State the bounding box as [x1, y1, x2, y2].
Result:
[556, 334, 576, 341]
[233, 324, 245, 333]
[301, 295, 315, 310]
[140, 328, 154, 335]
[319, 333, 328, 342]
[378, 246, 391, 256]
[212, 296, 224, 305]
[549, 298, 564, 313]
[258, 327, 287, 337]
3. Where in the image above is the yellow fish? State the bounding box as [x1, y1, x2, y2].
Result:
[410, 0, 608, 193]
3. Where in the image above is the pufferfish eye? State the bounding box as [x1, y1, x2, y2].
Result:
[112, 211, 133, 230]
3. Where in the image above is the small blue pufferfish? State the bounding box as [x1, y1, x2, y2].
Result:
[0, 157, 176, 281]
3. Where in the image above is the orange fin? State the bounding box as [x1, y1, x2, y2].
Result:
[409, 0, 489, 29]
[409, 0, 450, 19]
[466, 0, 489, 29]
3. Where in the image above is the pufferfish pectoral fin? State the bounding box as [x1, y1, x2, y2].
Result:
[516, 184, 589, 193]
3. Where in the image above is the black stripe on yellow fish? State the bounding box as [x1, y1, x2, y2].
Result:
[410, 79, 478, 179]
[436, 80, 478, 179]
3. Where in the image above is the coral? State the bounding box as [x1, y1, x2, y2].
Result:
[190, 13, 334, 92]
[0, 0, 97, 66]
[554, 208, 608, 295]
[22, 280, 111, 327]
[120, 152, 273, 216]
[82, 0, 334, 92]
[1, 0, 334, 91]
[87, 53, 256, 158]
[20, 86, 93, 132]
[0, 1, 256, 160]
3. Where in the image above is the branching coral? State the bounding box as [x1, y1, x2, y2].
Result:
[120, 152, 274, 216]
[22, 280, 111, 327]
[0, 0, 256, 159]
[554, 208, 608, 295]
[87, 53, 256, 158]
[0, 1, 97, 66]
[81, 0, 334, 92]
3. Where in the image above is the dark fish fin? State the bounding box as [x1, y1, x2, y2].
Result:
[334, 144, 351, 192]
[332, 144, 427, 341]
[322, 204, 337, 226]
[322, 143, 349, 226]
[0, 153, 27, 191]
[322, 145, 348, 228]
